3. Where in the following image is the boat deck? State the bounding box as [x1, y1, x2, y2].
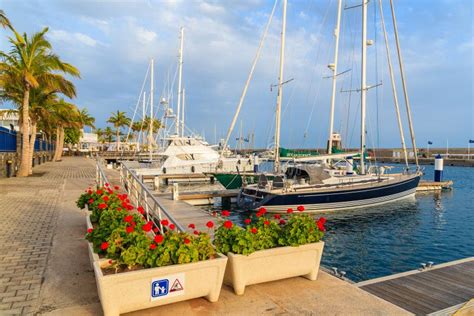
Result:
[357, 257, 474, 315]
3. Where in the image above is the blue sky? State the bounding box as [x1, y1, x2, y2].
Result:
[1, 0, 472, 148]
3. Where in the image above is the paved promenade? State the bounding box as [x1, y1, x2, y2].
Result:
[0, 157, 409, 315]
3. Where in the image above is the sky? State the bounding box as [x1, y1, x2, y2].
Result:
[1, 0, 473, 149]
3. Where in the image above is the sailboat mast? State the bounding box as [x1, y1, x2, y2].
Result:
[149, 58, 154, 157]
[378, 0, 408, 168]
[182, 88, 185, 136]
[140, 91, 146, 151]
[359, 0, 368, 175]
[327, 0, 343, 155]
[389, 0, 419, 167]
[274, 0, 287, 174]
[176, 27, 184, 137]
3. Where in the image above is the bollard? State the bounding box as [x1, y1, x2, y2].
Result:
[253, 155, 259, 173]
[346, 156, 354, 175]
[434, 154, 443, 182]
[6, 160, 12, 178]
[172, 183, 179, 200]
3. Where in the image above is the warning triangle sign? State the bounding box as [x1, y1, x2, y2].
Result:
[169, 278, 184, 292]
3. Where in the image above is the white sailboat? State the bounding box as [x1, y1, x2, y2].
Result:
[237, 0, 422, 212]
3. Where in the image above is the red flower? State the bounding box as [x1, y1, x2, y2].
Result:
[87, 190, 92, 194]
[131, 221, 136, 227]
[108, 259, 112, 264]
[297, 205, 305, 212]
[161, 219, 169, 226]
[126, 226, 134, 234]
[258, 207, 267, 214]
[206, 221, 214, 229]
[318, 217, 327, 225]
[114, 185, 120, 190]
[126, 204, 134, 211]
[274, 214, 281, 219]
[154, 235, 164, 244]
[193, 230, 199, 235]
[188, 223, 196, 229]
[142, 222, 153, 232]
[87, 228, 93, 234]
[279, 219, 286, 225]
[256, 212, 263, 217]
[150, 243, 156, 250]
[169, 224, 176, 230]
[117, 207, 122, 211]
[103, 196, 109, 202]
[184, 238, 190, 245]
[105, 183, 110, 187]
[244, 218, 251, 225]
[251, 227, 257, 234]
[101, 242, 109, 250]
[287, 208, 293, 214]
[124, 215, 133, 223]
[264, 220, 270, 226]
[137, 206, 145, 214]
[317, 217, 326, 231]
[96, 189, 103, 195]
[221, 210, 230, 217]
[153, 227, 159, 233]
[88, 198, 94, 204]
[223, 220, 233, 229]
[98, 203, 107, 209]
[212, 211, 217, 217]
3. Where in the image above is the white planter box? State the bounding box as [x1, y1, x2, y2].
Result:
[86, 216, 101, 265]
[224, 242, 324, 295]
[93, 255, 227, 316]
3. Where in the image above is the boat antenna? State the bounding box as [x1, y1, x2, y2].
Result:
[219, 0, 278, 161]
[360, 0, 368, 175]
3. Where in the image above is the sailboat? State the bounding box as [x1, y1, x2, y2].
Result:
[237, 0, 422, 212]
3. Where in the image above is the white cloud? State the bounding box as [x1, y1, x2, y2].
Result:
[48, 29, 98, 47]
[135, 25, 157, 44]
[199, 2, 226, 15]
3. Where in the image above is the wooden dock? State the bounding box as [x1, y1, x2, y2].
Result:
[416, 180, 453, 192]
[357, 257, 474, 315]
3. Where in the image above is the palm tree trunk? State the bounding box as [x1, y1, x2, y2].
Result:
[28, 122, 37, 175]
[57, 127, 65, 160]
[116, 128, 120, 151]
[18, 86, 30, 177]
[54, 126, 61, 161]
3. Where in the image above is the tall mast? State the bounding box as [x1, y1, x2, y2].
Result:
[389, 0, 419, 167]
[359, 0, 368, 175]
[327, 0, 343, 155]
[378, 0, 408, 168]
[181, 88, 185, 136]
[149, 58, 154, 157]
[176, 27, 184, 136]
[140, 91, 146, 151]
[274, 0, 287, 174]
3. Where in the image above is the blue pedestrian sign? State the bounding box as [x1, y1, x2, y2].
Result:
[151, 279, 169, 298]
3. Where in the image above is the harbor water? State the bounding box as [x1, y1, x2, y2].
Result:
[206, 164, 474, 282]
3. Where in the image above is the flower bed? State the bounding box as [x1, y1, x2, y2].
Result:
[77, 184, 227, 315]
[211, 206, 326, 295]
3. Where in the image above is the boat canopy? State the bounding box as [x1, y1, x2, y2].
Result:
[285, 164, 331, 184]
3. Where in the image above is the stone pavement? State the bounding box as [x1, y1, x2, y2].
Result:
[0, 157, 101, 315]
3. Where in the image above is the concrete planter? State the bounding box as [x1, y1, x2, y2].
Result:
[224, 242, 324, 295]
[93, 255, 228, 316]
[86, 216, 100, 264]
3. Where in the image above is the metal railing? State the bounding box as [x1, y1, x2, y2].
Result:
[96, 157, 110, 188]
[120, 162, 185, 232]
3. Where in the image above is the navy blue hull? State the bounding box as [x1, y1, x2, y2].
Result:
[238, 175, 421, 211]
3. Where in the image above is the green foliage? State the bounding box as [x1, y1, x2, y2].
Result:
[279, 214, 324, 247]
[214, 211, 325, 256]
[64, 127, 81, 145]
[79, 186, 216, 272]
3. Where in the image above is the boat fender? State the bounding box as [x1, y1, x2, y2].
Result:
[162, 167, 166, 174]
[191, 166, 195, 173]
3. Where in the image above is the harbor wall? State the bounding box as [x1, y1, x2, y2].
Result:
[0, 151, 54, 178]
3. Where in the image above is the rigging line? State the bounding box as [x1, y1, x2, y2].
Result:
[373, 0, 380, 156]
[345, 8, 359, 148]
[221, 0, 278, 155]
[302, 0, 334, 144]
[125, 62, 151, 145]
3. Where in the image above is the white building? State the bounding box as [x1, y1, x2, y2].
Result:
[0, 109, 19, 132]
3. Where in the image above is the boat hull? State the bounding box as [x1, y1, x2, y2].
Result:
[212, 173, 274, 190]
[237, 175, 421, 212]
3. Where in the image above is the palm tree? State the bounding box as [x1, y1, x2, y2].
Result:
[131, 121, 143, 151]
[104, 127, 114, 148]
[49, 99, 81, 161]
[0, 25, 80, 176]
[107, 110, 130, 151]
[78, 108, 95, 131]
[95, 128, 105, 150]
[0, 10, 12, 31]
[142, 116, 161, 149]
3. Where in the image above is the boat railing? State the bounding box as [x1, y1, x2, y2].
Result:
[95, 157, 109, 188]
[120, 161, 185, 233]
